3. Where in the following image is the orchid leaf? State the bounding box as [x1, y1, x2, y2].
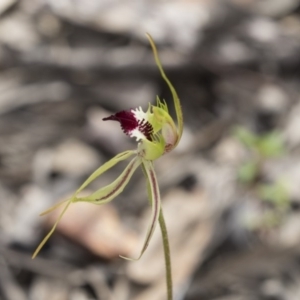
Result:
[75, 157, 141, 204]
[121, 159, 160, 261]
[146, 33, 183, 144]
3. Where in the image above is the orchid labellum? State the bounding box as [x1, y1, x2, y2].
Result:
[32, 34, 183, 268]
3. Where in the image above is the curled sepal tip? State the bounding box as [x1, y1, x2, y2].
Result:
[120, 160, 160, 261]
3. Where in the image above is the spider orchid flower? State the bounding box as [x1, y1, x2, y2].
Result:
[32, 34, 183, 260]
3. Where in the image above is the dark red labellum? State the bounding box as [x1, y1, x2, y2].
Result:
[103, 110, 153, 141]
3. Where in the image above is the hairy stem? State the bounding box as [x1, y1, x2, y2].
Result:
[159, 208, 173, 300]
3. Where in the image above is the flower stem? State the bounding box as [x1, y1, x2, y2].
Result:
[159, 208, 173, 300]
[142, 163, 173, 299]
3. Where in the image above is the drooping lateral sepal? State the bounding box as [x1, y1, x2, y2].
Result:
[120, 159, 161, 261]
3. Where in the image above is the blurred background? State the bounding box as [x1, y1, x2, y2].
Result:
[1, 0, 300, 299]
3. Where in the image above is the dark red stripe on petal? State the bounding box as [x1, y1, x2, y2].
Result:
[138, 163, 160, 256]
[150, 169, 159, 207]
[96, 158, 135, 201]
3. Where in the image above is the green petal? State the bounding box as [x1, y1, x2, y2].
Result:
[120, 159, 161, 260]
[75, 150, 136, 195]
[146, 33, 183, 145]
[75, 156, 141, 204]
[32, 150, 136, 259]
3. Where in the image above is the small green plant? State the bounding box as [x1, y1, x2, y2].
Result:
[234, 126, 284, 184]
[258, 180, 289, 210]
[33, 34, 183, 300]
[234, 126, 289, 228]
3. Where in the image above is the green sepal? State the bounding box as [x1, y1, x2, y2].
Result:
[146, 33, 183, 144]
[120, 159, 161, 261]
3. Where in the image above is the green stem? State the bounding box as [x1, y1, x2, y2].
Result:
[142, 164, 173, 299]
[159, 208, 173, 300]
